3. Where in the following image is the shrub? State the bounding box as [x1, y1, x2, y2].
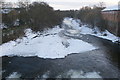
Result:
[18, 2, 63, 31]
[2, 10, 18, 27]
[78, 6, 106, 31]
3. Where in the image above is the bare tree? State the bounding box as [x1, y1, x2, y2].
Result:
[18, 0, 30, 8]
[98, 2, 106, 8]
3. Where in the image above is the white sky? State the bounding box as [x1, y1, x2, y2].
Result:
[4, 0, 120, 10]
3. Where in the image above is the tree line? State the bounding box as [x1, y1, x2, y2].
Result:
[77, 6, 107, 31]
[56, 4, 107, 31]
[2, 1, 106, 31]
[2, 1, 63, 31]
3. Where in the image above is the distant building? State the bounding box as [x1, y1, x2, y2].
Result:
[102, 4, 120, 37]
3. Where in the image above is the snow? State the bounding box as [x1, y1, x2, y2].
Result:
[102, 5, 119, 11]
[63, 18, 119, 42]
[41, 71, 50, 78]
[66, 29, 80, 35]
[7, 72, 21, 78]
[79, 25, 119, 42]
[0, 9, 12, 14]
[95, 31, 119, 42]
[0, 26, 96, 59]
[62, 18, 81, 36]
[37, 70, 102, 78]
[6, 70, 102, 78]
[80, 25, 93, 34]
[57, 70, 102, 78]
[63, 17, 81, 30]
[0, 23, 7, 29]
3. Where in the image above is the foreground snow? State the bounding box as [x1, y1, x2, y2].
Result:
[41, 70, 102, 78]
[0, 26, 96, 59]
[7, 72, 21, 78]
[6, 70, 102, 78]
[60, 70, 102, 78]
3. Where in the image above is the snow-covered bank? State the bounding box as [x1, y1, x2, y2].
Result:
[7, 72, 21, 78]
[62, 17, 119, 42]
[6, 70, 102, 78]
[80, 25, 119, 42]
[0, 26, 96, 59]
